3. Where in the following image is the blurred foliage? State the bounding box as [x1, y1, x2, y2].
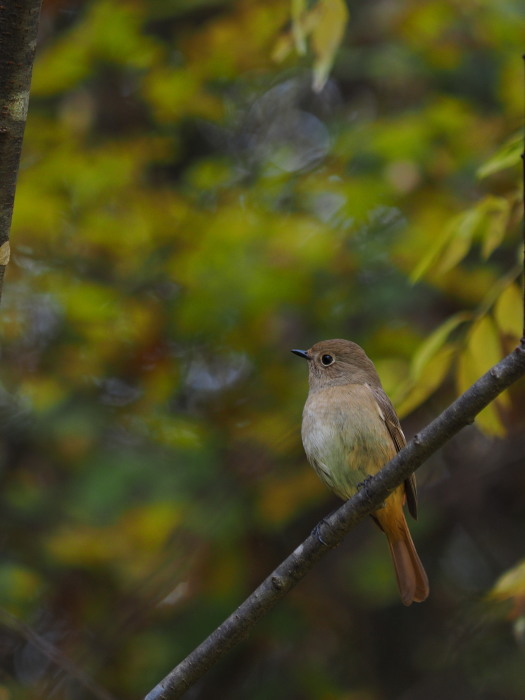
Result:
[1, 0, 525, 698]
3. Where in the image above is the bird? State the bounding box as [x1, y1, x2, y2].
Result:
[292, 338, 429, 606]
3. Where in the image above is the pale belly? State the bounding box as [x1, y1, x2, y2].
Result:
[301, 384, 394, 501]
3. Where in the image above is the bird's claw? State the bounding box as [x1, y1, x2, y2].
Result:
[357, 475, 374, 490]
[312, 519, 330, 547]
[357, 475, 384, 507]
[357, 475, 374, 497]
[357, 475, 386, 509]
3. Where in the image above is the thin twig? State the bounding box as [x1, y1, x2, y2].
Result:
[144, 342, 525, 700]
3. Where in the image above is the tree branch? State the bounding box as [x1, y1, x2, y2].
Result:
[0, 0, 42, 304]
[144, 341, 525, 700]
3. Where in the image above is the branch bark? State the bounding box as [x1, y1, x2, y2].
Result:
[144, 341, 525, 700]
[0, 0, 42, 303]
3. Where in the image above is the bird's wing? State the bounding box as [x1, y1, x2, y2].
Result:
[370, 385, 418, 520]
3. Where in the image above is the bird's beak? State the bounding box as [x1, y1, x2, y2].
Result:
[291, 349, 309, 360]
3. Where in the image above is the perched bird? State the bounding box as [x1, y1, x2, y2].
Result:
[292, 338, 429, 606]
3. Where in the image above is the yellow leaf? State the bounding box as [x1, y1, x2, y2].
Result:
[411, 312, 470, 380]
[292, 0, 308, 54]
[457, 354, 504, 436]
[311, 0, 349, 92]
[479, 196, 511, 259]
[396, 345, 455, 418]
[271, 32, 295, 63]
[490, 560, 525, 601]
[456, 316, 508, 435]
[411, 195, 510, 282]
[477, 132, 522, 179]
[494, 282, 522, 342]
[375, 358, 409, 400]
[411, 207, 475, 282]
[410, 222, 453, 282]
[437, 208, 483, 274]
[468, 316, 505, 383]
[272, 0, 314, 64]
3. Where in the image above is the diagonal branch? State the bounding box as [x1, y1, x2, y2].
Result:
[0, 0, 42, 304]
[144, 341, 525, 700]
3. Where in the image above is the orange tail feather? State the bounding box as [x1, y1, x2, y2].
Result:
[373, 495, 429, 606]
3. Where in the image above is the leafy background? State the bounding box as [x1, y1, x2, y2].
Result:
[1, 0, 525, 698]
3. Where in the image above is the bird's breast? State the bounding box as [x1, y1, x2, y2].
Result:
[301, 383, 394, 500]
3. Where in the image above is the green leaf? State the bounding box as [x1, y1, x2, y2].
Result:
[397, 345, 456, 418]
[411, 312, 471, 380]
[477, 132, 522, 179]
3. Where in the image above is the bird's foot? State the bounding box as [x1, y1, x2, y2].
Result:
[356, 475, 384, 508]
[357, 475, 374, 496]
[311, 519, 331, 547]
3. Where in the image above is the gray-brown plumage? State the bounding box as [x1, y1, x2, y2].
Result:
[293, 339, 429, 605]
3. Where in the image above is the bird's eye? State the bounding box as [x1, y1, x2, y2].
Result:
[321, 354, 334, 366]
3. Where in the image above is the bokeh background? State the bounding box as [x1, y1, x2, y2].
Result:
[1, 0, 525, 698]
